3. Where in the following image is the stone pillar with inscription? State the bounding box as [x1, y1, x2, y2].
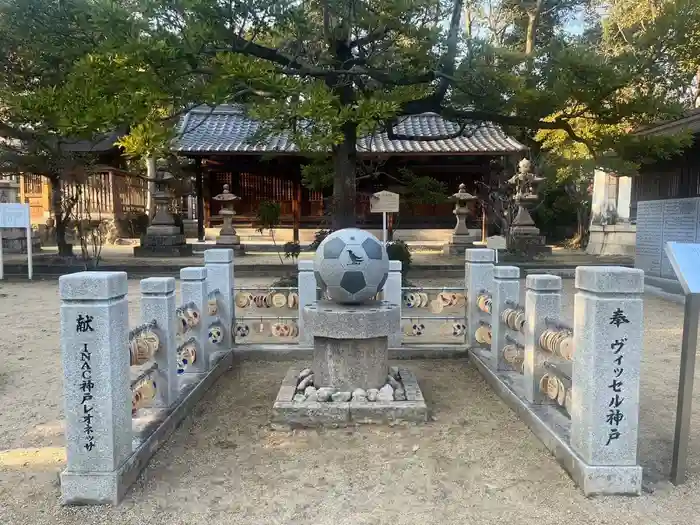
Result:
[491, 265, 521, 370]
[384, 260, 402, 348]
[570, 266, 644, 495]
[180, 266, 209, 377]
[523, 274, 562, 404]
[465, 249, 494, 348]
[59, 271, 132, 505]
[297, 260, 317, 348]
[204, 249, 235, 360]
[140, 277, 179, 407]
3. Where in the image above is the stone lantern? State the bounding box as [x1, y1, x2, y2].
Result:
[507, 158, 550, 254]
[134, 170, 193, 256]
[212, 184, 244, 254]
[444, 183, 479, 255]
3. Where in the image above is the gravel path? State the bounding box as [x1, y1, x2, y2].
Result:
[0, 277, 699, 525]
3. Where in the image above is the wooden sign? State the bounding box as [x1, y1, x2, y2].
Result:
[370, 190, 399, 213]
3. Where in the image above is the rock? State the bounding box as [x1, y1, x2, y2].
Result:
[298, 368, 313, 380]
[390, 366, 401, 380]
[366, 388, 379, 402]
[304, 386, 318, 401]
[296, 374, 314, 392]
[386, 374, 401, 390]
[331, 391, 351, 402]
[316, 387, 335, 402]
[377, 384, 394, 402]
[352, 388, 367, 401]
[394, 387, 407, 401]
[293, 393, 306, 403]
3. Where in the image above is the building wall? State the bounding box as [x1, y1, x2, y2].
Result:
[634, 198, 700, 279]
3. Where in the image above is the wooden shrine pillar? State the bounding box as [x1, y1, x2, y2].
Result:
[195, 157, 205, 241]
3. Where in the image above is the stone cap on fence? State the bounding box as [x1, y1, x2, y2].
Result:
[575, 266, 644, 294]
[180, 267, 207, 281]
[525, 274, 561, 291]
[494, 266, 520, 280]
[141, 277, 175, 295]
[464, 249, 495, 263]
[204, 248, 234, 263]
[389, 260, 402, 271]
[59, 271, 128, 301]
[298, 260, 314, 271]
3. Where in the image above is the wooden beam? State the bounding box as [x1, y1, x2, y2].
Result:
[195, 157, 205, 242]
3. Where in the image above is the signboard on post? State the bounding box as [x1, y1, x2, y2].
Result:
[664, 241, 700, 485]
[486, 235, 507, 263]
[370, 190, 399, 246]
[370, 190, 400, 213]
[0, 203, 33, 280]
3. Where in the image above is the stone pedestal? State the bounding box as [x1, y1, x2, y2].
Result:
[305, 301, 397, 390]
[272, 299, 428, 427]
[133, 178, 192, 257]
[509, 207, 550, 255]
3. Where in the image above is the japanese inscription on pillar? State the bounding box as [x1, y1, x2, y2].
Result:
[76, 314, 96, 451]
[606, 307, 630, 446]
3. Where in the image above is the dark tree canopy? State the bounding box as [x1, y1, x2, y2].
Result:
[1, 0, 699, 227]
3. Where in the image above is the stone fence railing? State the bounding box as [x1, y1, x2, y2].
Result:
[59, 249, 235, 505]
[464, 248, 644, 496]
[59, 246, 644, 503]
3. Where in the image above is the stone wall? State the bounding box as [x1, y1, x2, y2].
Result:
[634, 197, 700, 279]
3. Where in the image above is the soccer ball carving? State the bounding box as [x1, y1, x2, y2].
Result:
[314, 228, 389, 304]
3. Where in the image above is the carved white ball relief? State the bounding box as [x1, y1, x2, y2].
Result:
[314, 228, 389, 304]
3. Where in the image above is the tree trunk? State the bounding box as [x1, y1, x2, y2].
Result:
[50, 177, 73, 256]
[525, 12, 538, 55]
[525, 0, 543, 56]
[331, 121, 358, 229]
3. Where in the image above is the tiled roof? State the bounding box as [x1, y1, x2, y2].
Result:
[172, 105, 526, 155]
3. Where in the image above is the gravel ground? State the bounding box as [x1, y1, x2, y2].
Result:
[1, 276, 700, 525]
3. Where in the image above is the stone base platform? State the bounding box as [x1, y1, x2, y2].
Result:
[469, 348, 641, 496]
[509, 235, 552, 256]
[134, 233, 193, 257]
[272, 367, 429, 428]
[192, 241, 245, 256]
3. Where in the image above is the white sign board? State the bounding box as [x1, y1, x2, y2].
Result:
[664, 241, 700, 295]
[0, 203, 32, 280]
[0, 203, 30, 228]
[370, 190, 400, 213]
[370, 190, 399, 246]
[487, 235, 507, 263]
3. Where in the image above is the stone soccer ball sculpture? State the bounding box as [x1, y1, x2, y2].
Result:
[314, 228, 389, 304]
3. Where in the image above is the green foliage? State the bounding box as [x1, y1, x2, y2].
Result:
[283, 241, 302, 261]
[386, 240, 412, 279]
[4, 0, 700, 231]
[254, 201, 282, 234]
